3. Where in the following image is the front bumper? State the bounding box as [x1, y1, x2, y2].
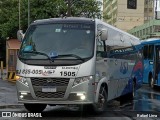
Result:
[16, 77, 95, 105]
[18, 99, 93, 105]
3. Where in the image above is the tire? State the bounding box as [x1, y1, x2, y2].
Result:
[150, 76, 155, 89]
[24, 103, 47, 112]
[132, 80, 136, 98]
[93, 86, 107, 113]
[78, 104, 93, 113]
[121, 80, 136, 103]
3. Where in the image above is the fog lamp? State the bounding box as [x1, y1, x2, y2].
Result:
[77, 93, 86, 100]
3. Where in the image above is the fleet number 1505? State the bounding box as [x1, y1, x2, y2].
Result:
[60, 71, 76, 76]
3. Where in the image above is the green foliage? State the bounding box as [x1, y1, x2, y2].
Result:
[0, 0, 102, 41]
[71, 0, 102, 18]
[0, 0, 19, 40]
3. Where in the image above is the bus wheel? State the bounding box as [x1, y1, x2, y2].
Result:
[125, 80, 136, 101]
[94, 86, 107, 113]
[24, 103, 47, 112]
[150, 76, 154, 88]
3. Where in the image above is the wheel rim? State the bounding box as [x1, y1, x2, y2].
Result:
[98, 87, 106, 109]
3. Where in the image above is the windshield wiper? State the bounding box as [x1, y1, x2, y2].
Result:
[19, 51, 55, 62]
[19, 52, 85, 62]
[57, 54, 85, 62]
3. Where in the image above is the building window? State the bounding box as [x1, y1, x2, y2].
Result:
[150, 26, 152, 33]
[137, 31, 139, 37]
[146, 28, 148, 34]
[143, 29, 145, 35]
[140, 30, 142, 36]
[149, 8, 152, 12]
[154, 25, 160, 32]
[127, 0, 137, 9]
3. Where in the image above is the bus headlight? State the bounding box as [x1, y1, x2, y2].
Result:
[73, 75, 93, 87]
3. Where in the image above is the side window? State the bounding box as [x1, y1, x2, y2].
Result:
[143, 45, 154, 60]
[96, 39, 106, 58]
[143, 45, 148, 59]
[148, 45, 154, 60]
[96, 24, 107, 58]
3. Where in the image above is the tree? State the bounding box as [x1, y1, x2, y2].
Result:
[0, 0, 102, 40]
[0, 0, 19, 40]
[69, 0, 102, 19]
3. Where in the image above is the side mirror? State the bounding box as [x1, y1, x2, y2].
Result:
[17, 30, 24, 42]
[100, 29, 108, 41]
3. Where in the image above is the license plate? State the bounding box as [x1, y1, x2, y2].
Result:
[42, 87, 57, 92]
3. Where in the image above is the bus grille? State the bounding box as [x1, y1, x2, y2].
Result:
[31, 78, 70, 98]
[31, 78, 70, 86]
[35, 91, 65, 98]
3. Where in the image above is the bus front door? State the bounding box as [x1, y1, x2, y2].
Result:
[153, 45, 160, 87]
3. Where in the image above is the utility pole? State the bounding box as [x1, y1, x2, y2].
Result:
[19, 0, 21, 29]
[28, 0, 30, 27]
[67, 0, 71, 17]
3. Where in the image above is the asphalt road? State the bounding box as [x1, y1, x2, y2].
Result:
[0, 79, 160, 120]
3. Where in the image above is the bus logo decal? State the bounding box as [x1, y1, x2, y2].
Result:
[41, 70, 55, 76]
[120, 62, 128, 74]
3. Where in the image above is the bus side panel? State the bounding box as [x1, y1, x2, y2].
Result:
[95, 58, 134, 101]
[119, 44, 143, 95]
[120, 60, 143, 96]
[132, 60, 143, 89]
[95, 58, 119, 101]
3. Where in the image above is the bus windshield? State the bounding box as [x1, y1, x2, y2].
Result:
[19, 23, 95, 62]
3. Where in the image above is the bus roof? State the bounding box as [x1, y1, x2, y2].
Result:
[31, 17, 95, 25]
[141, 38, 160, 44]
[95, 19, 140, 41]
[29, 17, 140, 47]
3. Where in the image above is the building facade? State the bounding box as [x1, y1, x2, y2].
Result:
[144, 0, 155, 22]
[103, 0, 154, 31]
[103, 0, 117, 25]
[128, 19, 160, 39]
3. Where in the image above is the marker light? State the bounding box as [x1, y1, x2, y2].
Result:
[21, 92, 28, 95]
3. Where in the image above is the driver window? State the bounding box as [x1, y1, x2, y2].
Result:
[96, 38, 106, 58]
